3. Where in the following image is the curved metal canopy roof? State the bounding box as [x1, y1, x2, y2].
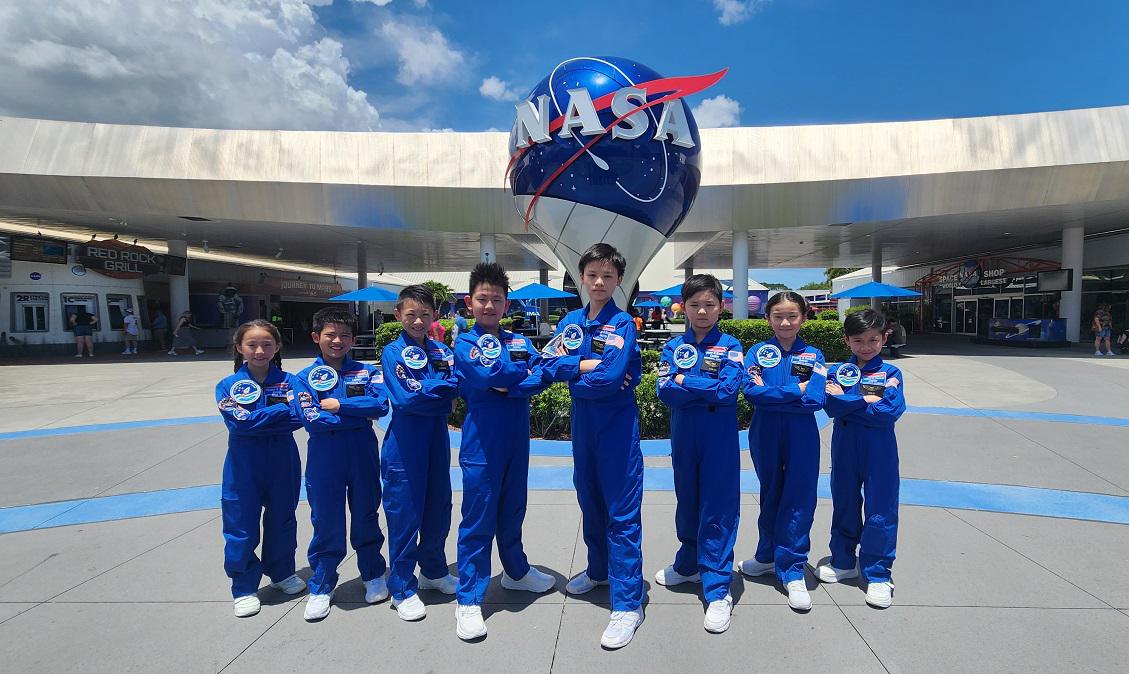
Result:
[1, 104, 1127, 274]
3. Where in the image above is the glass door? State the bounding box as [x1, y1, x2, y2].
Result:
[956, 299, 978, 335]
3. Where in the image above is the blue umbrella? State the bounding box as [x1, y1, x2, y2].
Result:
[650, 284, 684, 297]
[331, 286, 400, 302]
[829, 281, 921, 299]
[634, 300, 662, 308]
[509, 282, 576, 300]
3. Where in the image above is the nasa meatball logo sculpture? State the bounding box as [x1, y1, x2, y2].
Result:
[508, 56, 725, 305]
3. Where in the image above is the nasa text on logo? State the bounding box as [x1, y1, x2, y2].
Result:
[308, 365, 339, 392]
[402, 346, 428, 370]
[508, 56, 724, 305]
[29, 271, 42, 281]
[476, 333, 503, 360]
[756, 344, 783, 369]
[228, 379, 262, 405]
[835, 363, 862, 388]
[562, 324, 584, 351]
[673, 343, 698, 370]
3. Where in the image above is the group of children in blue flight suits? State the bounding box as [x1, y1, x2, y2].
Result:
[214, 242, 905, 650]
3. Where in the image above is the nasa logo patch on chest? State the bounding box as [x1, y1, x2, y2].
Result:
[402, 346, 428, 370]
[307, 366, 338, 392]
[229, 379, 261, 405]
[755, 344, 782, 369]
[673, 343, 698, 369]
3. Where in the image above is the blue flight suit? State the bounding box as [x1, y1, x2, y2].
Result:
[381, 333, 460, 601]
[543, 300, 644, 611]
[656, 327, 744, 602]
[823, 356, 906, 582]
[292, 356, 389, 596]
[216, 364, 302, 599]
[743, 336, 827, 583]
[453, 324, 550, 605]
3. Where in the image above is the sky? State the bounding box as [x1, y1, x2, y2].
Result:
[1, 0, 1126, 286]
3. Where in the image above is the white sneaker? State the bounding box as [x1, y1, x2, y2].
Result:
[1106, 351, 1116, 356]
[816, 563, 859, 584]
[565, 571, 608, 595]
[364, 575, 389, 604]
[270, 574, 306, 595]
[654, 564, 701, 587]
[455, 604, 487, 640]
[74, 353, 83, 358]
[121, 349, 131, 355]
[501, 566, 555, 593]
[303, 592, 332, 621]
[786, 580, 812, 611]
[704, 595, 733, 633]
[600, 608, 644, 649]
[738, 558, 774, 577]
[418, 573, 457, 595]
[865, 581, 894, 608]
[392, 593, 427, 621]
[168, 350, 177, 356]
[1096, 350, 1104, 356]
[194, 348, 205, 355]
[233, 594, 260, 618]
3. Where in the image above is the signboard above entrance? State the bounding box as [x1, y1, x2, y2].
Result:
[915, 256, 1060, 291]
[75, 240, 185, 279]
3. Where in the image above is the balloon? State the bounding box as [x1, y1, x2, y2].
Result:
[660, 296, 673, 308]
[671, 303, 682, 313]
[509, 56, 723, 306]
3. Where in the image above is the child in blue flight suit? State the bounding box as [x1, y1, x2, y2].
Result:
[452, 262, 555, 641]
[216, 319, 305, 618]
[818, 309, 906, 608]
[739, 291, 827, 612]
[380, 285, 461, 622]
[292, 307, 390, 622]
[542, 243, 644, 650]
[655, 274, 744, 634]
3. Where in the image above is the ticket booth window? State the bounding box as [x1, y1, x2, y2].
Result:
[12, 293, 49, 332]
[62, 293, 99, 332]
[106, 294, 134, 331]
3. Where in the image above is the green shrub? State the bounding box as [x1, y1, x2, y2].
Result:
[641, 349, 661, 373]
[845, 304, 870, 315]
[817, 309, 840, 321]
[529, 382, 572, 439]
[718, 319, 849, 362]
[448, 396, 466, 428]
[635, 372, 671, 439]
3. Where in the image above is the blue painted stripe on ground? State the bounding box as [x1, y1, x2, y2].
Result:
[2, 404, 1124, 446]
[4, 468, 1129, 534]
[907, 406, 1129, 427]
[0, 416, 218, 440]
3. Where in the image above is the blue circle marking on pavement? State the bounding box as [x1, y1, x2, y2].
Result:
[3, 468, 1129, 535]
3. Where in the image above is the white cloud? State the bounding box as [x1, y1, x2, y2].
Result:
[713, 0, 771, 26]
[0, 0, 379, 131]
[478, 76, 522, 102]
[692, 95, 742, 128]
[379, 18, 465, 86]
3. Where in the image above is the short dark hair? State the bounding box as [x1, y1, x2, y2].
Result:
[312, 307, 357, 335]
[681, 274, 723, 303]
[765, 290, 809, 316]
[468, 262, 510, 296]
[578, 243, 626, 277]
[396, 284, 437, 311]
[844, 308, 887, 337]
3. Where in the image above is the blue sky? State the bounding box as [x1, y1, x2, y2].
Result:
[312, 0, 1129, 131]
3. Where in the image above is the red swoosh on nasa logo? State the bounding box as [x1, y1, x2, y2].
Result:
[506, 68, 728, 228]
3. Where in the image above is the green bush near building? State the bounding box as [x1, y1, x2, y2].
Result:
[719, 318, 849, 361]
[817, 309, 840, 321]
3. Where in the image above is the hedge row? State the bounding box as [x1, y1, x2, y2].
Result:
[370, 318, 849, 438]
